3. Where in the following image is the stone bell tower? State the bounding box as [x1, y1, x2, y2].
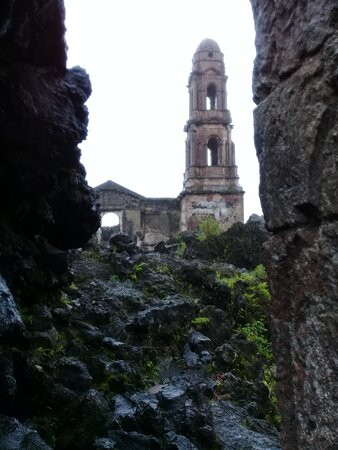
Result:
[180, 38, 244, 231]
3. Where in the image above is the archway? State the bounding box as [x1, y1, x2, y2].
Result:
[101, 212, 120, 228]
[207, 136, 220, 166]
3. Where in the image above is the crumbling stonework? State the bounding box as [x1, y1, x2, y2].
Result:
[95, 180, 180, 246]
[181, 39, 244, 231]
[251, 1, 338, 448]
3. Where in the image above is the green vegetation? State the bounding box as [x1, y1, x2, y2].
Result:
[129, 262, 146, 282]
[156, 263, 170, 273]
[197, 217, 220, 241]
[231, 265, 279, 427]
[191, 316, 210, 328]
[176, 238, 187, 258]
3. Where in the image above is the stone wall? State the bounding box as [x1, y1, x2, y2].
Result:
[96, 185, 180, 246]
[251, 1, 338, 448]
[180, 192, 244, 231]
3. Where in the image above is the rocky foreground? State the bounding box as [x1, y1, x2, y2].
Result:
[0, 228, 281, 449]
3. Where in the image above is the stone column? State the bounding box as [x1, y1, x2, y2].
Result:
[250, 1, 338, 448]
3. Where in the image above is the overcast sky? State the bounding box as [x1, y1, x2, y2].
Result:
[64, 0, 262, 221]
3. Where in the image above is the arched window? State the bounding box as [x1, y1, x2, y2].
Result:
[206, 84, 217, 110]
[207, 137, 219, 166]
[101, 212, 120, 228]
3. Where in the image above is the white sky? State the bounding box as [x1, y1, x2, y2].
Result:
[64, 0, 262, 221]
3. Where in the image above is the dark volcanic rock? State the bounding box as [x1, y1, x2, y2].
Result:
[251, 0, 338, 448]
[0, 415, 51, 450]
[0, 276, 24, 338]
[211, 401, 280, 450]
[0, 0, 100, 301]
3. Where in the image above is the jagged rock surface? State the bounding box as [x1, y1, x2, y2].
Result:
[0, 1, 99, 448]
[251, 1, 338, 448]
[0, 237, 281, 449]
[0, 0, 100, 303]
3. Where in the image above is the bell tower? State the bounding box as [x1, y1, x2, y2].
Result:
[180, 38, 244, 231]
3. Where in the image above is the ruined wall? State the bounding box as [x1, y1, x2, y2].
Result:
[142, 198, 181, 245]
[96, 186, 180, 246]
[180, 193, 244, 231]
[251, 1, 338, 448]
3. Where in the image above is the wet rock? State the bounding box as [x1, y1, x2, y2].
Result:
[215, 334, 258, 375]
[102, 337, 126, 350]
[153, 241, 169, 253]
[56, 357, 92, 393]
[59, 389, 109, 450]
[113, 395, 136, 421]
[183, 349, 200, 368]
[199, 351, 212, 364]
[130, 392, 159, 413]
[131, 297, 197, 331]
[0, 415, 51, 449]
[109, 233, 137, 255]
[188, 331, 211, 352]
[165, 431, 198, 449]
[160, 384, 186, 403]
[109, 252, 135, 277]
[211, 401, 280, 449]
[94, 437, 117, 449]
[0, 276, 24, 339]
[108, 431, 161, 450]
[0, 358, 16, 404]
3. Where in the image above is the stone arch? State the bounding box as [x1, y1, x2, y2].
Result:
[101, 211, 121, 228]
[206, 135, 221, 166]
[206, 83, 217, 110]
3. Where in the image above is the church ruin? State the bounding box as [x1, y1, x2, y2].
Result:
[96, 38, 244, 245]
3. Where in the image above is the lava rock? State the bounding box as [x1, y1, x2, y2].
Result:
[0, 415, 51, 449]
[56, 357, 92, 393]
[131, 297, 197, 331]
[0, 276, 24, 339]
[165, 431, 198, 449]
[109, 233, 137, 255]
[188, 331, 211, 353]
[94, 438, 117, 449]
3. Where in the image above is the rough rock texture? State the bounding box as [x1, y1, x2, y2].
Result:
[0, 0, 99, 300]
[0, 1, 99, 447]
[251, 1, 338, 448]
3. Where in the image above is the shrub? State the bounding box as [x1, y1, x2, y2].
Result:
[197, 217, 220, 241]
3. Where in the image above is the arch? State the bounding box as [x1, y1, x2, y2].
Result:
[207, 136, 220, 166]
[206, 83, 217, 110]
[101, 211, 121, 228]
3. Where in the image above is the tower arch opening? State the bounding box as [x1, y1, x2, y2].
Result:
[206, 83, 217, 110]
[207, 136, 220, 166]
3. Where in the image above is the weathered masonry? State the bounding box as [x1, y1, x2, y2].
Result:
[181, 38, 244, 230]
[95, 39, 244, 245]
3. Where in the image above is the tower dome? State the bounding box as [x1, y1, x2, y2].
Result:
[195, 38, 220, 53]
